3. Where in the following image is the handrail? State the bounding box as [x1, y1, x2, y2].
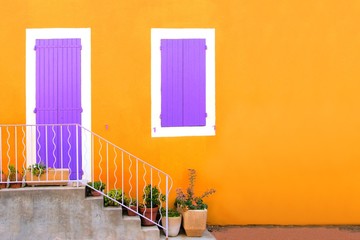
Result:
[0, 123, 173, 238]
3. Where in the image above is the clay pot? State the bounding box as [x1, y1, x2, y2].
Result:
[139, 206, 159, 226]
[9, 173, 23, 188]
[127, 205, 138, 216]
[0, 173, 7, 189]
[91, 190, 102, 196]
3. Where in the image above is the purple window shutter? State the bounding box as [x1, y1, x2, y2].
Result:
[183, 39, 206, 126]
[161, 39, 184, 127]
[35, 39, 82, 180]
[161, 39, 206, 127]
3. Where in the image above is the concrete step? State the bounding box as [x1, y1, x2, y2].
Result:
[142, 226, 161, 240]
[0, 186, 162, 240]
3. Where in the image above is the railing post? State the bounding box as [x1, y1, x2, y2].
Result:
[76, 125, 79, 187]
[91, 134, 94, 182]
[60, 126, 64, 180]
[6, 126, 11, 179]
[0, 127, 2, 177]
[14, 127, 18, 181]
[122, 151, 124, 203]
[44, 125, 49, 172]
[166, 175, 169, 238]
[136, 158, 138, 210]
[150, 168, 153, 221]
[106, 142, 109, 193]
[21, 126, 26, 180]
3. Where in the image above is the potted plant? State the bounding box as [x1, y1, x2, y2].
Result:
[8, 164, 23, 188]
[139, 184, 163, 226]
[104, 189, 123, 207]
[0, 171, 7, 189]
[124, 196, 139, 216]
[160, 207, 182, 237]
[87, 181, 106, 196]
[26, 163, 69, 186]
[176, 169, 216, 237]
[29, 163, 46, 176]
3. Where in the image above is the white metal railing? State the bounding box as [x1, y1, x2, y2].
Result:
[0, 124, 173, 237]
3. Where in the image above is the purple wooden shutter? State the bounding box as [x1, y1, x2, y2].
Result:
[183, 39, 206, 126]
[161, 39, 184, 127]
[35, 39, 82, 180]
[161, 39, 206, 127]
[35, 39, 60, 168]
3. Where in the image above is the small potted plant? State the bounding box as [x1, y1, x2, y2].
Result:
[176, 169, 216, 237]
[139, 184, 163, 226]
[29, 163, 46, 176]
[0, 170, 7, 189]
[104, 189, 123, 207]
[124, 196, 139, 216]
[26, 163, 69, 186]
[160, 207, 181, 237]
[8, 164, 23, 188]
[87, 181, 106, 196]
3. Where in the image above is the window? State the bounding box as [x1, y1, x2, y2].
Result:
[151, 28, 215, 137]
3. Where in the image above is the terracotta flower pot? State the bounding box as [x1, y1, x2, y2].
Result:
[0, 173, 7, 189]
[25, 168, 69, 186]
[10, 173, 23, 188]
[91, 190, 102, 196]
[127, 205, 138, 216]
[182, 209, 207, 237]
[139, 206, 159, 226]
[161, 216, 182, 237]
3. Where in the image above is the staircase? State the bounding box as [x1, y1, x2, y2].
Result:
[0, 124, 172, 238]
[0, 186, 160, 240]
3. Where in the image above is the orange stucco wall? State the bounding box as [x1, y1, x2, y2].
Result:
[1, 0, 360, 225]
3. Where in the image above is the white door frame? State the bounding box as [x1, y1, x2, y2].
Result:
[25, 28, 91, 182]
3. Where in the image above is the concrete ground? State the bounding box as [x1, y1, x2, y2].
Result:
[208, 225, 360, 240]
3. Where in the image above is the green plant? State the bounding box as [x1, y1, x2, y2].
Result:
[124, 195, 137, 206]
[104, 189, 123, 207]
[176, 169, 216, 210]
[87, 181, 106, 191]
[8, 165, 18, 181]
[161, 207, 181, 217]
[28, 163, 46, 176]
[142, 184, 164, 208]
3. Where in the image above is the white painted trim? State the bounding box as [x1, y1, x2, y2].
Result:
[151, 28, 216, 137]
[25, 28, 91, 181]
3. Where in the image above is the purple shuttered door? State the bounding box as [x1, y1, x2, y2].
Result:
[161, 39, 206, 127]
[35, 39, 82, 180]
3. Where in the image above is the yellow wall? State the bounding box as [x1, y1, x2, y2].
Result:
[1, 0, 360, 225]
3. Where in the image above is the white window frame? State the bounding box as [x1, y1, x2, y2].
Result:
[151, 28, 215, 137]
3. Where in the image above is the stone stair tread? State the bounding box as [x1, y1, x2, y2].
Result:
[123, 215, 142, 223]
[142, 226, 160, 240]
[103, 206, 123, 211]
[84, 196, 103, 200]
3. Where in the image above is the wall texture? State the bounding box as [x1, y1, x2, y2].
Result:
[1, 0, 360, 225]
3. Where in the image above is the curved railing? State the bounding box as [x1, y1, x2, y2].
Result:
[0, 123, 173, 238]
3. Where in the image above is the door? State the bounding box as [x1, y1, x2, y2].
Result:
[35, 38, 82, 180]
